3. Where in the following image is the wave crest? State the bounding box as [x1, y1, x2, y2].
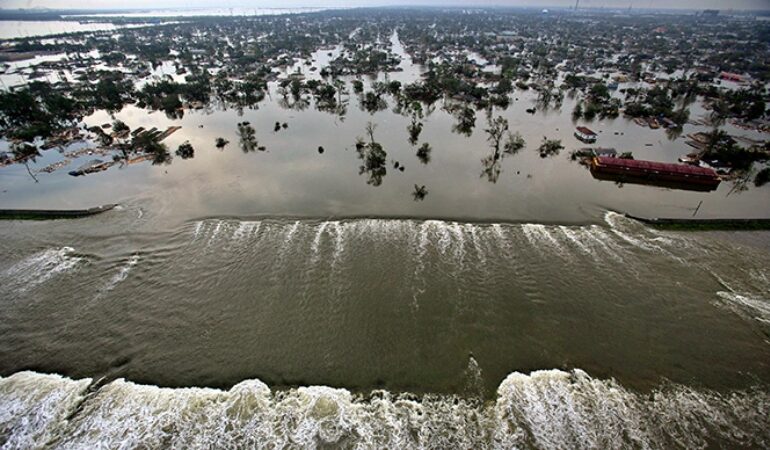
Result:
[1, 369, 768, 449]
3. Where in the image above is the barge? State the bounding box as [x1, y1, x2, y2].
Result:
[590, 156, 721, 191]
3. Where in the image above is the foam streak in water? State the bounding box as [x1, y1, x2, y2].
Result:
[558, 226, 594, 257]
[232, 221, 261, 241]
[102, 254, 139, 293]
[522, 224, 570, 259]
[715, 291, 770, 325]
[2, 247, 82, 291]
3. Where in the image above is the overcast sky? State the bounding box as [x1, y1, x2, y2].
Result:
[1, 0, 768, 11]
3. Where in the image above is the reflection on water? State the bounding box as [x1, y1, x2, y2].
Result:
[0, 13, 769, 450]
[0, 20, 122, 39]
[0, 28, 768, 223]
[355, 122, 387, 186]
[236, 122, 264, 153]
[590, 169, 719, 192]
[480, 116, 526, 183]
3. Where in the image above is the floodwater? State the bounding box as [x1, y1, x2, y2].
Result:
[1, 30, 769, 449]
[65, 7, 330, 18]
[0, 21, 126, 40]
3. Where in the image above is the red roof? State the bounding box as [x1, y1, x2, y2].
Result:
[576, 126, 596, 136]
[720, 72, 744, 81]
[595, 157, 718, 178]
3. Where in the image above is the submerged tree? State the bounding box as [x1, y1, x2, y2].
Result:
[537, 137, 563, 158]
[481, 116, 526, 183]
[11, 142, 41, 182]
[215, 137, 229, 149]
[416, 142, 432, 164]
[485, 116, 508, 153]
[448, 104, 476, 136]
[412, 184, 428, 201]
[131, 132, 171, 165]
[355, 122, 387, 186]
[407, 115, 423, 145]
[754, 167, 770, 187]
[175, 141, 195, 159]
[360, 91, 387, 114]
[237, 121, 264, 152]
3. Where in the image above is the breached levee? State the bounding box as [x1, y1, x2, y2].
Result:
[0, 369, 767, 449]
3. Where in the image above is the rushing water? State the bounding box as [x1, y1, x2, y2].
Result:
[1, 25, 770, 449]
[0, 209, 769, 448]
[1, 369, 768, 449]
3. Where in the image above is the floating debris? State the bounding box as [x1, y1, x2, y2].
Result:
[36, 159, 71, 174]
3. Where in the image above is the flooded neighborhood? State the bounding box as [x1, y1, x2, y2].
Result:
[0, 3, 769, 449]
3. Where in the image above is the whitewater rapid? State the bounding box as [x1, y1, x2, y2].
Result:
[1, 213, 769, 448]
[0, 369, 767, 449]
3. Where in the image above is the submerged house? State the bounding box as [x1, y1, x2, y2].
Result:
[720, 72, 745, 82]
[574, 126, 597, 143]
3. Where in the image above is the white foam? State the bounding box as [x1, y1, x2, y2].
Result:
[581, 226, 626, 263]
[331, 221, 344, 263]
[558, 226, 594, 257]
[603, 212, 684, 262]
[448, 223, 466, 261]
[0, 371, 91, 450]
[490, 224, 508, 245]
[192, 221, 204, 239]
[522, 224, 570, 258]
[3, 247, 83, 291]
[102, 254, 139, 293]
[311, 222, 329, 255]
[2, 370, 766, 449]
[430, 220, 452, 255]
[715, 291, 770, 324]
[232, 221, 261, 241]
[603, 211, 634, 231]
[417, 221, 431, 259]
[208, 220, 224, 244]
[465, 224, 485, 265]
[283, 220, 301, 244]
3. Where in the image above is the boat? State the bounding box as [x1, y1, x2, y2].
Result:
[590, 156, 721, 191]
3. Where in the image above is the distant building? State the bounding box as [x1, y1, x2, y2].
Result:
[702, 10, 719, 17]
[720, 72, 745, 82]
[575, 126, 597, 143]
[593, 148, 617, 158]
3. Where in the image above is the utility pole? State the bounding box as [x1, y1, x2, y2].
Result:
[692, 200, 703, 217]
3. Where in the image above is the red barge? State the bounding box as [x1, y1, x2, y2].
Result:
[590, 156, 721, 191]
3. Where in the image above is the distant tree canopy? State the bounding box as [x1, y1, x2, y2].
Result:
[0, 84, 79, 141]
